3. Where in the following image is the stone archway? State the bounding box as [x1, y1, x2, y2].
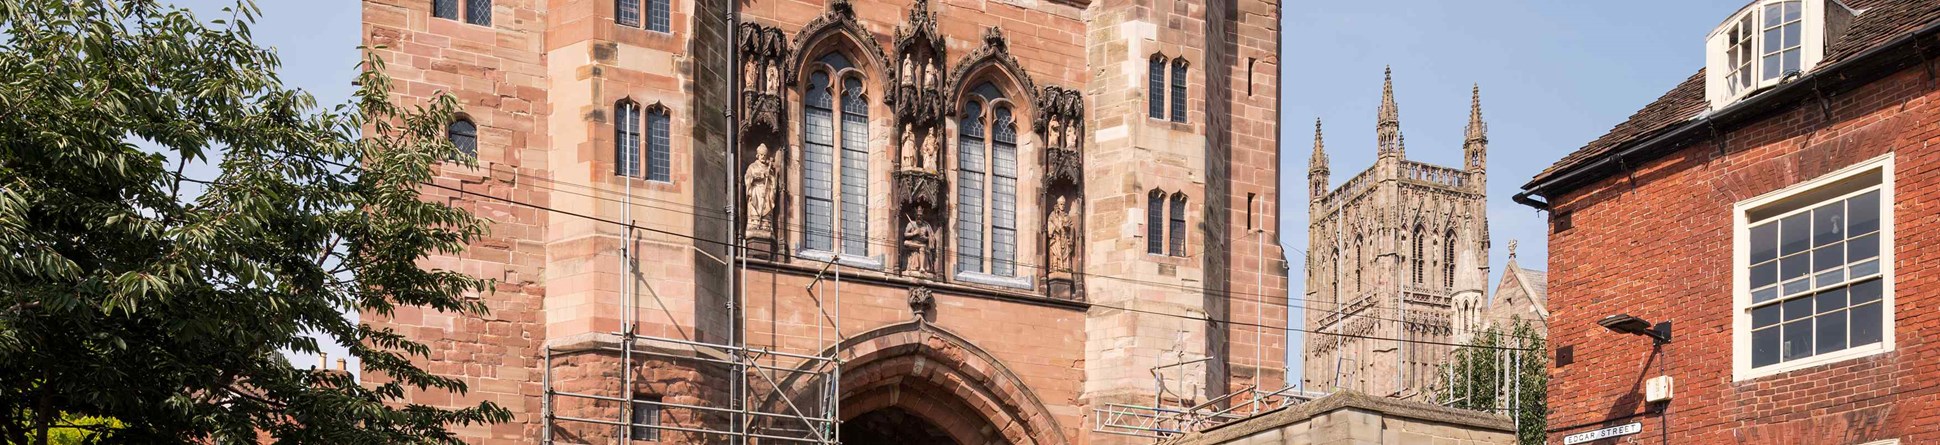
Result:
[832, 323, 1069, 445]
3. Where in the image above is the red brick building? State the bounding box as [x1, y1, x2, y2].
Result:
[359, 0, 1285, 443]
[1518, 1, 1940, 443]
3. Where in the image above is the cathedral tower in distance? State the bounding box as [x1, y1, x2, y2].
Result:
[1303, 69, 1490, 399]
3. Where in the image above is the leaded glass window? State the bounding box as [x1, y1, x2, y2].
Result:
[646, 0, 670, 32]
[646, 108, 670, 182]
[802, 71, 837, 251]
[1170, 60, 1188, 123]
[1168, 193, 1187, 256]
[956, 82, 1023, 278]
[800, 54, 867, 256]
[448, 119, 477, 160]
[465, 0, 491, 26]
[617, 0, 641, 27]
[614, 101, 640, 177]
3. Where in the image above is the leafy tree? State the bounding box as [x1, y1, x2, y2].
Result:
[1438, 320, 1548, 444]
[0, 1, 509, 443]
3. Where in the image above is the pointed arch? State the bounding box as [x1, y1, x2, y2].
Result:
[785, 0, 889, 88]
[945, 27, 1039, 111]
[1410, 223, 1425, 284]
[767, 322, 1070, 445]
[1443, 228, 1458, 289]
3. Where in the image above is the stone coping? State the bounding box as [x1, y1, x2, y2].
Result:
[1163, 391, 1515, 445]
[542, 332, 736, 363]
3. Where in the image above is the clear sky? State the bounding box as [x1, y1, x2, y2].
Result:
[157, 0, 1756, 381]
[1278, 0, 1751, 381]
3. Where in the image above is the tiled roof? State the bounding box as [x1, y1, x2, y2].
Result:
[1527, 0, 1940, 188]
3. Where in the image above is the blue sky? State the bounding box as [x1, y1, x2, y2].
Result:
[160, 0, 1754, 380]
[1277, 0, 1751, 380]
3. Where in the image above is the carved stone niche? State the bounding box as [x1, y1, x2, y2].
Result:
[887, 0, 946, 125]
[738, 22, 789, 135]
[1034, 85, 1084, 187]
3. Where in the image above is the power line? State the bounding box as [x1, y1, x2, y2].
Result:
[452, 163, 1543, 327]
[224, 148, 1535, 352]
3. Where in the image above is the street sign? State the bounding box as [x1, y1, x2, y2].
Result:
[1563, 422, 1643, 444]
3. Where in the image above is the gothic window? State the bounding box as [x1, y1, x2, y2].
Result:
[434, 0, 491, 26]
[1147, 189, 1166, 254]
[1442, 230, 1457, 288]
[645, 107, 671, 182]
[1411, 225, 1425, 284]
[1148, 55, 1167, 119]
[801, 53, 868, 255]
[1354, 234, 1364, 294]
[447, 118, 477, 160]
[616, 0, 640, 27]
[957, 83, 1020, 277]
[1170, 59, 1189, 123]
[614, 101, 642, 177]
[1168, 193, 1188, 256]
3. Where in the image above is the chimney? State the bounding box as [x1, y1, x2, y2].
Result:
[336, 358, 348, 372]
[319, 351, 329, 369]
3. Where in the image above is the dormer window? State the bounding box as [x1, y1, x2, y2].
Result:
[1707, 0, 1853, 107]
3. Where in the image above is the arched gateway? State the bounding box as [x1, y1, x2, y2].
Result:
[758, 323, 1068, 445]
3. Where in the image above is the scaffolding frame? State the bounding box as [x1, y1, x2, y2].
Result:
[538, 5, 844, 444]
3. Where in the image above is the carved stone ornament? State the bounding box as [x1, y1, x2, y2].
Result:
[944, 27, 1039, 110]
[738, 22, 789, 134]
[1046, 147, 1082, 187]
[1033, 85, 1084, 151]
[1046, 196, 1077, 276]
[894, 170, 945, 210]
[888, 0, 947, 123]
[786, 0, 889, 84]
[907, 287, 936, 321]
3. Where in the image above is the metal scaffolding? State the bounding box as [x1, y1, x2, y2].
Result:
[537, 5, 843, 443]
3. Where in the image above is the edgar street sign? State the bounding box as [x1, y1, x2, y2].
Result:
[1562, 422, 1643, 444]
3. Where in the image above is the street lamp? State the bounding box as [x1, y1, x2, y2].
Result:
[1598, 314, 1670, 344]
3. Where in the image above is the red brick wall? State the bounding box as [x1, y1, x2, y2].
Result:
[1545, 61, 1940, 444]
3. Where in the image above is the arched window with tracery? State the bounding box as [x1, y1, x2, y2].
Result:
[1354, 234, 1365, 294]
[957, 82, 1022, 278]
[801, 52, 869, 255]
[1410, 225, 1425, 284]
[1442, 229, 1458, 288]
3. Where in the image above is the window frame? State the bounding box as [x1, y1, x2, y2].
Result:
[953, 83, 1030, 287]
[1169, 59, 1189, 123]
[447, 118, 478, 160]
[1167, 193, 1187, 256]
[1732, 154, 1894, 381]
[645, 106, 671, 182]
[614, 100, 642, 177]
[797, 57, 876, 264]
[1707, 0, 1826, 106]
[1148, 55, 1167, 120]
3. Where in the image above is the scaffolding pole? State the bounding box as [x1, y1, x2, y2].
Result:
[537, 4, 842, 442]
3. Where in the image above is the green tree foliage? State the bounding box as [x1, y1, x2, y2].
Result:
[0, 1, 510, 443]
[1438, 320, 1548, 444]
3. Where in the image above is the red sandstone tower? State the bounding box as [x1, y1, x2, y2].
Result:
[360, 0, 1284, 442]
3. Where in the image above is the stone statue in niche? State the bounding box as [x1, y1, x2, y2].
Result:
[902, 207, 934, 276]
[763, 61, 781, 95]
[1047, 118, 1065, 149]
[900, 55, 915, 86]
[1047, 196, 1076, 275]
[922, 126, 943, 172]
[744, 143, 779, 237]
[743, 59, 760, 93]
[899, 123, 918, 170]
